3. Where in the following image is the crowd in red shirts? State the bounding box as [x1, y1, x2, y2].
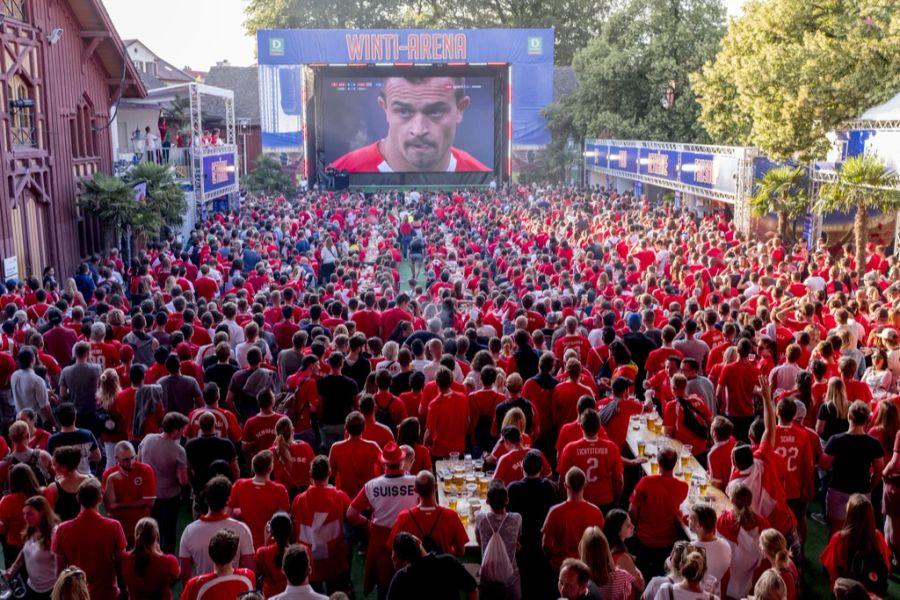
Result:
[0, 184, 896, 599]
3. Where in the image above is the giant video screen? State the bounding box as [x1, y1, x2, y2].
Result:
[321, 72, 497, 175]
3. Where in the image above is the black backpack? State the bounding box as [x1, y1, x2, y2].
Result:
[6, 450, 50, 489]
[846, 548, 889, 597]
[410, 508, 445, 554]
[409, 238, 424, 254]
[676, 396, 710, 442]
[375, 397, 398, 434]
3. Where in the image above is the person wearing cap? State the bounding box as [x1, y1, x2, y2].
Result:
[347, 441, 417, 600]
[387, 471, 468, 556]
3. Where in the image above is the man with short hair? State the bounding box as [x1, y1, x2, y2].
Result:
[42, 308, 78, 368]
[242, 389, 286, 457]
[557, 558, 592, 600]
[102, 440, 156, 547]
[716, 338, 760, 442]
[557, 409, 623, 510]
[138, 411, 188, 554]
[228, 449, 290, 548]
[158, 354, 202, 416]
[328, 411, 382, 500]
[186, 382, 241, 443]
[227, 346, 277, 421]
[185, 412, 239, 507]
[11, 348, 54, 427]
[291, 455, 352, 594]
[542, 467, 605, 571]
[52, 479, 127, 600]
[629, 446, 688, 577]
[386, 532, 477, 600]
[181, 528, 255, 600]
[271, 544, 328, 599]
[424, 366, 468, 461]
[316, 352, 359, 452]
[179, 475, 255, 585]
[688, 503, 731, 599]
[388, 471, 468, 556]
[47, 402, 100, 475]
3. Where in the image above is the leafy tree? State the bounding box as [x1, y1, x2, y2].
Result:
[750, 166, 807, 242]
[244, 155, 297, 198]
[692, 0, 900, 160]
[547, 0, 726, 142]
[129, 162, 187, 229]
[814, 155, 900, 274]
[243, 0, 613, 65]
[77, 174, 137, 249]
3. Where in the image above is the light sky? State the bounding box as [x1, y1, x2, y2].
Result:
[101, 0, 747, 71]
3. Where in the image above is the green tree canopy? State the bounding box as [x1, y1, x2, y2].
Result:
[244, 155, 297, 198]
[547, 0, 726, 142]
[750, 166, 807, 241]
[243, 0, 614, 65]
[814, 155, 900, 272]
[692, 0, 900, 161]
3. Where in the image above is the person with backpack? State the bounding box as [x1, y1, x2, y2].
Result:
[122, 314, 157, 368]
[388, 471, 468, 557]
[0, 420, 52, 492]
[820, 494, 891, 598]
[373, 369, 406, 435]
[662, 374, 712, 459]
[475, 480, 522, 600]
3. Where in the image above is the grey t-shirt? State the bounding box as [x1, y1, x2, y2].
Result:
[158, 374, 202, 415]
[59, 362, 102, 415]
[137, 433, 187, 498]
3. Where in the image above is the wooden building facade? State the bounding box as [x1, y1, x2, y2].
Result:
[0, 0, 144, 281]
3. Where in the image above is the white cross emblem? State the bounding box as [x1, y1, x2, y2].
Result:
[299, 512, 341, 560]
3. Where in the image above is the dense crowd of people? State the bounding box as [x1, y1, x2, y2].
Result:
[0, 183, 897, 600]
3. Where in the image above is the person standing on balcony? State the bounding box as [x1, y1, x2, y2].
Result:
[144, 126, 159, 163]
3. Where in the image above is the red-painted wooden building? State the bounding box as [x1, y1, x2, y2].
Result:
[0, 0, 144, 281]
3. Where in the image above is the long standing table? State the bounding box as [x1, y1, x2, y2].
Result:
[434, 459, 481, 548]
[624, 415, 733, 539]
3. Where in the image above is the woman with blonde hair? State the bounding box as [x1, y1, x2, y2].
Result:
[756, 529, 797, 600]
[578, 526, 634, 600]
[656, 546, 714, 600]
[63, 278, 86, 308]
[270, 416, 314, 499]
[486, 407, 532, 464]
[51, 566, 89, 600]
[817, 377, 850, 442]
[750, 569, 787, 600]
[96, 368, 122, 462]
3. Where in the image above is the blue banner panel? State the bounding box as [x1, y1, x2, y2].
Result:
[257, 29, 554, 147]
[678, 151, 717, 189]
[202, 153, 237, 195]
[639, 149, 679, 181]
[606, 145, 638, 174]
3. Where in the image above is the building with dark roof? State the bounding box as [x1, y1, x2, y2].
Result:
[203, 65, 262, 174]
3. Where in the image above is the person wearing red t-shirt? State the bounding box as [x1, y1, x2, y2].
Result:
[424, 367, 469, 460]
[52, 479, 127, 600]
[552, 360, 595, 430]
[644, 326, 684, 378]
[292, 456, 352, 591]
[663, 374, 713, 456]
[187, 383, 242, 444]
[598, 377, 647, 451]
[228, 450, 290, 548]
[284, 355, 321, 447]
[328, 412, 382, 500]
[542, 466, 605, 571]
[557, 409, 623, 509]
[628, 446, 689, 577]
[272, 305, 300, 352]
[553, 317, 592, 364]
[707, 416, 737, 490]
[102, 441, 156, 547]
[181, 528, 255, 600]
[379, 294, 413, 340]
[373, 370, 407, 429]
[358, 395, 395, 449]
[120, 518, 181, 600]
[271, 417, 315, 496]
[493, 426, 551, 486]
[716, 339, 761, 442]
[352, 292, 382, 339]
[241, 390, 287, 458]
[772, 398, 816, 546]
[253, 513, 291, 598]
[468, 366, 505, 454]
[388, 471, 469, 556]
